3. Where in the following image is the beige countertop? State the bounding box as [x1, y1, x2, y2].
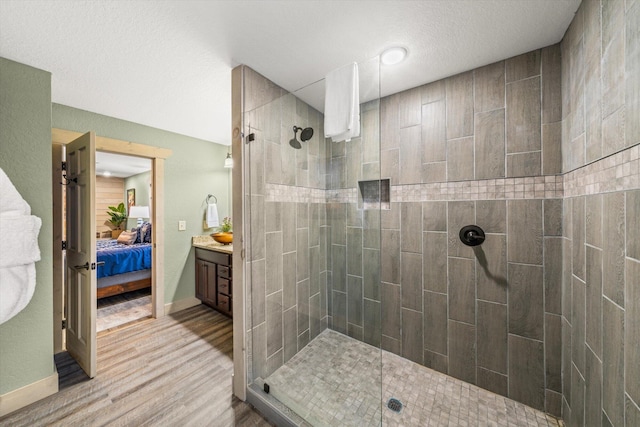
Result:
[192, 235, 233, 254]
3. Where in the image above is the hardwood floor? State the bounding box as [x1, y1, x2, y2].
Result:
[0, 305, 272, 427]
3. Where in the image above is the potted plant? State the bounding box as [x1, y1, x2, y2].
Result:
[212, 216, 232, 244]
[106, 202, 128, 238]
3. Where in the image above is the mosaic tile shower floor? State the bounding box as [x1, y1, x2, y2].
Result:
[263, 330, 562, 426]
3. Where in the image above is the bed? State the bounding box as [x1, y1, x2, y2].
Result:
[96, 239, 152, 299]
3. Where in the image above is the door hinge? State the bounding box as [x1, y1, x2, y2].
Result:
[62, 319, 66, 329]
[62, 240, 67, 250]
[61, 161, 77, 185]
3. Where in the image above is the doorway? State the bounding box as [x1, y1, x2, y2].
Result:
[52, 128, 171, 373]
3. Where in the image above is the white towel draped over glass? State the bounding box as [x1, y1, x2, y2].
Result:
[324, 62, 360, 142]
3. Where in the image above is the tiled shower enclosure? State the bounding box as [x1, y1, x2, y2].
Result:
[237, 1, 640, 425]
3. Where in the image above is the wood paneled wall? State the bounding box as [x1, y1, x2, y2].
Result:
[96, 176, 124, 236]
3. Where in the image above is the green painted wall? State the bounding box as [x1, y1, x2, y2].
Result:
[0, 58, 55, 395]
[52, 104, 231, 304]
[124, 170, 151, 230]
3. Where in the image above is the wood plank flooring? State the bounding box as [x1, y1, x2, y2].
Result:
[0, 305, 272, 427]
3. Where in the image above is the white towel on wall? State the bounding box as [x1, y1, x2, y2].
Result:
[206, 203, 220, 228]
[324, 62, 360, 142]
[0, 167, 42, 325]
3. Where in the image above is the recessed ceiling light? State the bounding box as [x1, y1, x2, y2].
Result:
[381, 46, 407, 65]
[103, 171, 111, 177]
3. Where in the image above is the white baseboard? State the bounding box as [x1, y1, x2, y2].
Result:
[0, 372, 58, 417]
[164, 297, 201, 315]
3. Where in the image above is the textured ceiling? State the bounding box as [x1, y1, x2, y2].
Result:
[0, 0, 580, 146]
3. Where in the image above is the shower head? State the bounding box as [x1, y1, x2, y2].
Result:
[289, 125, 314, 149]
[299, 127, 314, 142]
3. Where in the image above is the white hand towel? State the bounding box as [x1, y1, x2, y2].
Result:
[324, 62, 360, 142]
[206, 203, 220, 228]
[0, 167, 42, 325]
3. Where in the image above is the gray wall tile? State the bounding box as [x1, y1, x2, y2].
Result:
[331, 244, 346, 292]
[282, 202, 297, 253]
[507, 151, 541, 177]
[421, 161, 447, 183]
[627, 190, 640, 260]
[585, 346, 603, 427]
[401, 252, 423, 311]
[572, 196, 586, 281]
[570, 364, 586, 427]
[282, 252, 297, 310]
[626, 258, 640, 405]
[448, 257, 476, 324]
[585, 194, 602, 248]
[398, 87, 422, 129]
[381, 282, 401, 340]
[332, 290, 347, 335]
[545, 313, 562, 393]
[586, 246, 603, 360]
[266, 291, 283, 357]
[477, 368, 508, 397]
[447, 136, 475, 181]
[603, 297, 625, 427]
[421, 100, 446, 163]
[421, 79, 446, 104]
[401, 202, 422, 253]
[506, 50, 541, 82]
[296, 228, 309, 282]
[346, 227, 363, 276]
[508, 334, 545, 410]
[571, 277, 586, 375]
[380, 94, 399, 151]
[475, 109, 505, 179]
[506, 77, 542, 153]
[424, 349, 448, 374]
[544, 238, 563, 315]
[266, 232, 283, 294]
[347, 275, 363, 327]
[381, 230, 400, 284]
[602, 192, 625, 307]
[252, 323, 267, 380]
[283, 307, 298, 363]
[252, 260, 266, 325]
[508, 263, 544, 340]
[402, 308, 423, 364]
[477, 301, 507, 374]
[544, 199, 563, 237]
[380, 148, 399, 183]
[626, 396, 640, 427]
[542, 44, 562, 124]
[448, 201, 476, 259]
[363, 209, 380, 249]
[424, 290, 448, 355]
[363, 248, 380, 300]
[399, 125, 422, 184]
[423, 201, 447, 232]
[627, 3, 640, 147]
[542, 122, 562, 175]
[363, 299, 381, 348]
[446, 71, 474, 139]
[297, 278, 310, 336]
[423, 232, 448, 294]
[508, 200, 543, 265]
[476, 234, 507, 304]
[474, 61, 505, 113]
[448, 320, 477, 385]
[476, 200, 506, 234]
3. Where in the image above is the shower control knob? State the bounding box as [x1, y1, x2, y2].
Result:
[459, 225, 486, 246]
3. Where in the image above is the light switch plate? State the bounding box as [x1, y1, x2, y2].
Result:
[178, 220, 186, 231]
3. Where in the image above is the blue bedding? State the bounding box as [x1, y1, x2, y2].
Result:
[96, 240, 152, 279]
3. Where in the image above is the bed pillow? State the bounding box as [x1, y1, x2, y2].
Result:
[116, 230, 137, 245]
[131, 226, 142, 243]
[141, 222, 152, 243]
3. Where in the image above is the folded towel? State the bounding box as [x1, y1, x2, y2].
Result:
[206, 203, 219, 228]
[324, 62, 360, 142]
[0, 167, 41, 325]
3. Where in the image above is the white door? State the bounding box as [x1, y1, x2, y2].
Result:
[65, 132, 97, 378]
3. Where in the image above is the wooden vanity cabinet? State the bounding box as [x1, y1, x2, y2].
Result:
[195, 248, 232, 317]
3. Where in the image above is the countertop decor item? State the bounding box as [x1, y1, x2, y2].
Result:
[212, 232, 233, 245]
